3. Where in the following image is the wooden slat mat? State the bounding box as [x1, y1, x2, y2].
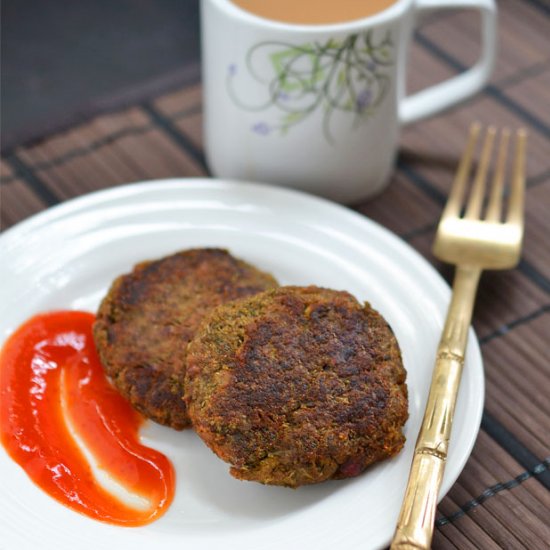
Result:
[1, 1, 549, 547]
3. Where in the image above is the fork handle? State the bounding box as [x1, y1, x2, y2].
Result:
[391, 266, 482, 549]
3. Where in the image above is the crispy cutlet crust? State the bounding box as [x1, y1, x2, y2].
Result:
[93, 248, 278, 430]
[185, 286, 408, 487]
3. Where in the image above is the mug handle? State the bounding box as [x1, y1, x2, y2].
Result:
[399, 0, 497, 126]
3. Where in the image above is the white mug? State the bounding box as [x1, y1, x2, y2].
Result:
[201, 0, 497, 204]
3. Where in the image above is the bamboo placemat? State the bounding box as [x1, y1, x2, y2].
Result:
[1, 1, 549, 547]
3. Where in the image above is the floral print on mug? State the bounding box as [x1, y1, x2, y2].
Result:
[227, 30, 394, 144]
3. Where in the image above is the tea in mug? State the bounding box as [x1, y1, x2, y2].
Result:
[231, 0, 398, 25]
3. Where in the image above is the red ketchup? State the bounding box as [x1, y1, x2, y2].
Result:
[0, 311, 175, 526]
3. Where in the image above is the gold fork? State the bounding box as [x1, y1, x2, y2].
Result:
[391, 123, 527, 550]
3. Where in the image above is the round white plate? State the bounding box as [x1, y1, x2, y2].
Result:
[0, 179, 483, 550]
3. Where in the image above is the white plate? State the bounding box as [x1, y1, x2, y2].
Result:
[0, 179, 483, 550]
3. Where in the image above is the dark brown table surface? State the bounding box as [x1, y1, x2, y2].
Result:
[1, 1, 549, 548]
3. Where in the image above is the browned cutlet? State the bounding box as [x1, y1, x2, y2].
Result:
[93, 248, 278, 430]
[185, 285, 408, 487]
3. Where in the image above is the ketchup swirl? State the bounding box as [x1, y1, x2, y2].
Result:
[0, 311, 175, 526]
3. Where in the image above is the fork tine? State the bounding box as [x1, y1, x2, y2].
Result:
[442, 123, 481, 219]
[485, 128, 511, 222]
[464, 126, 497, 219]
[506, 129, 527, 226]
